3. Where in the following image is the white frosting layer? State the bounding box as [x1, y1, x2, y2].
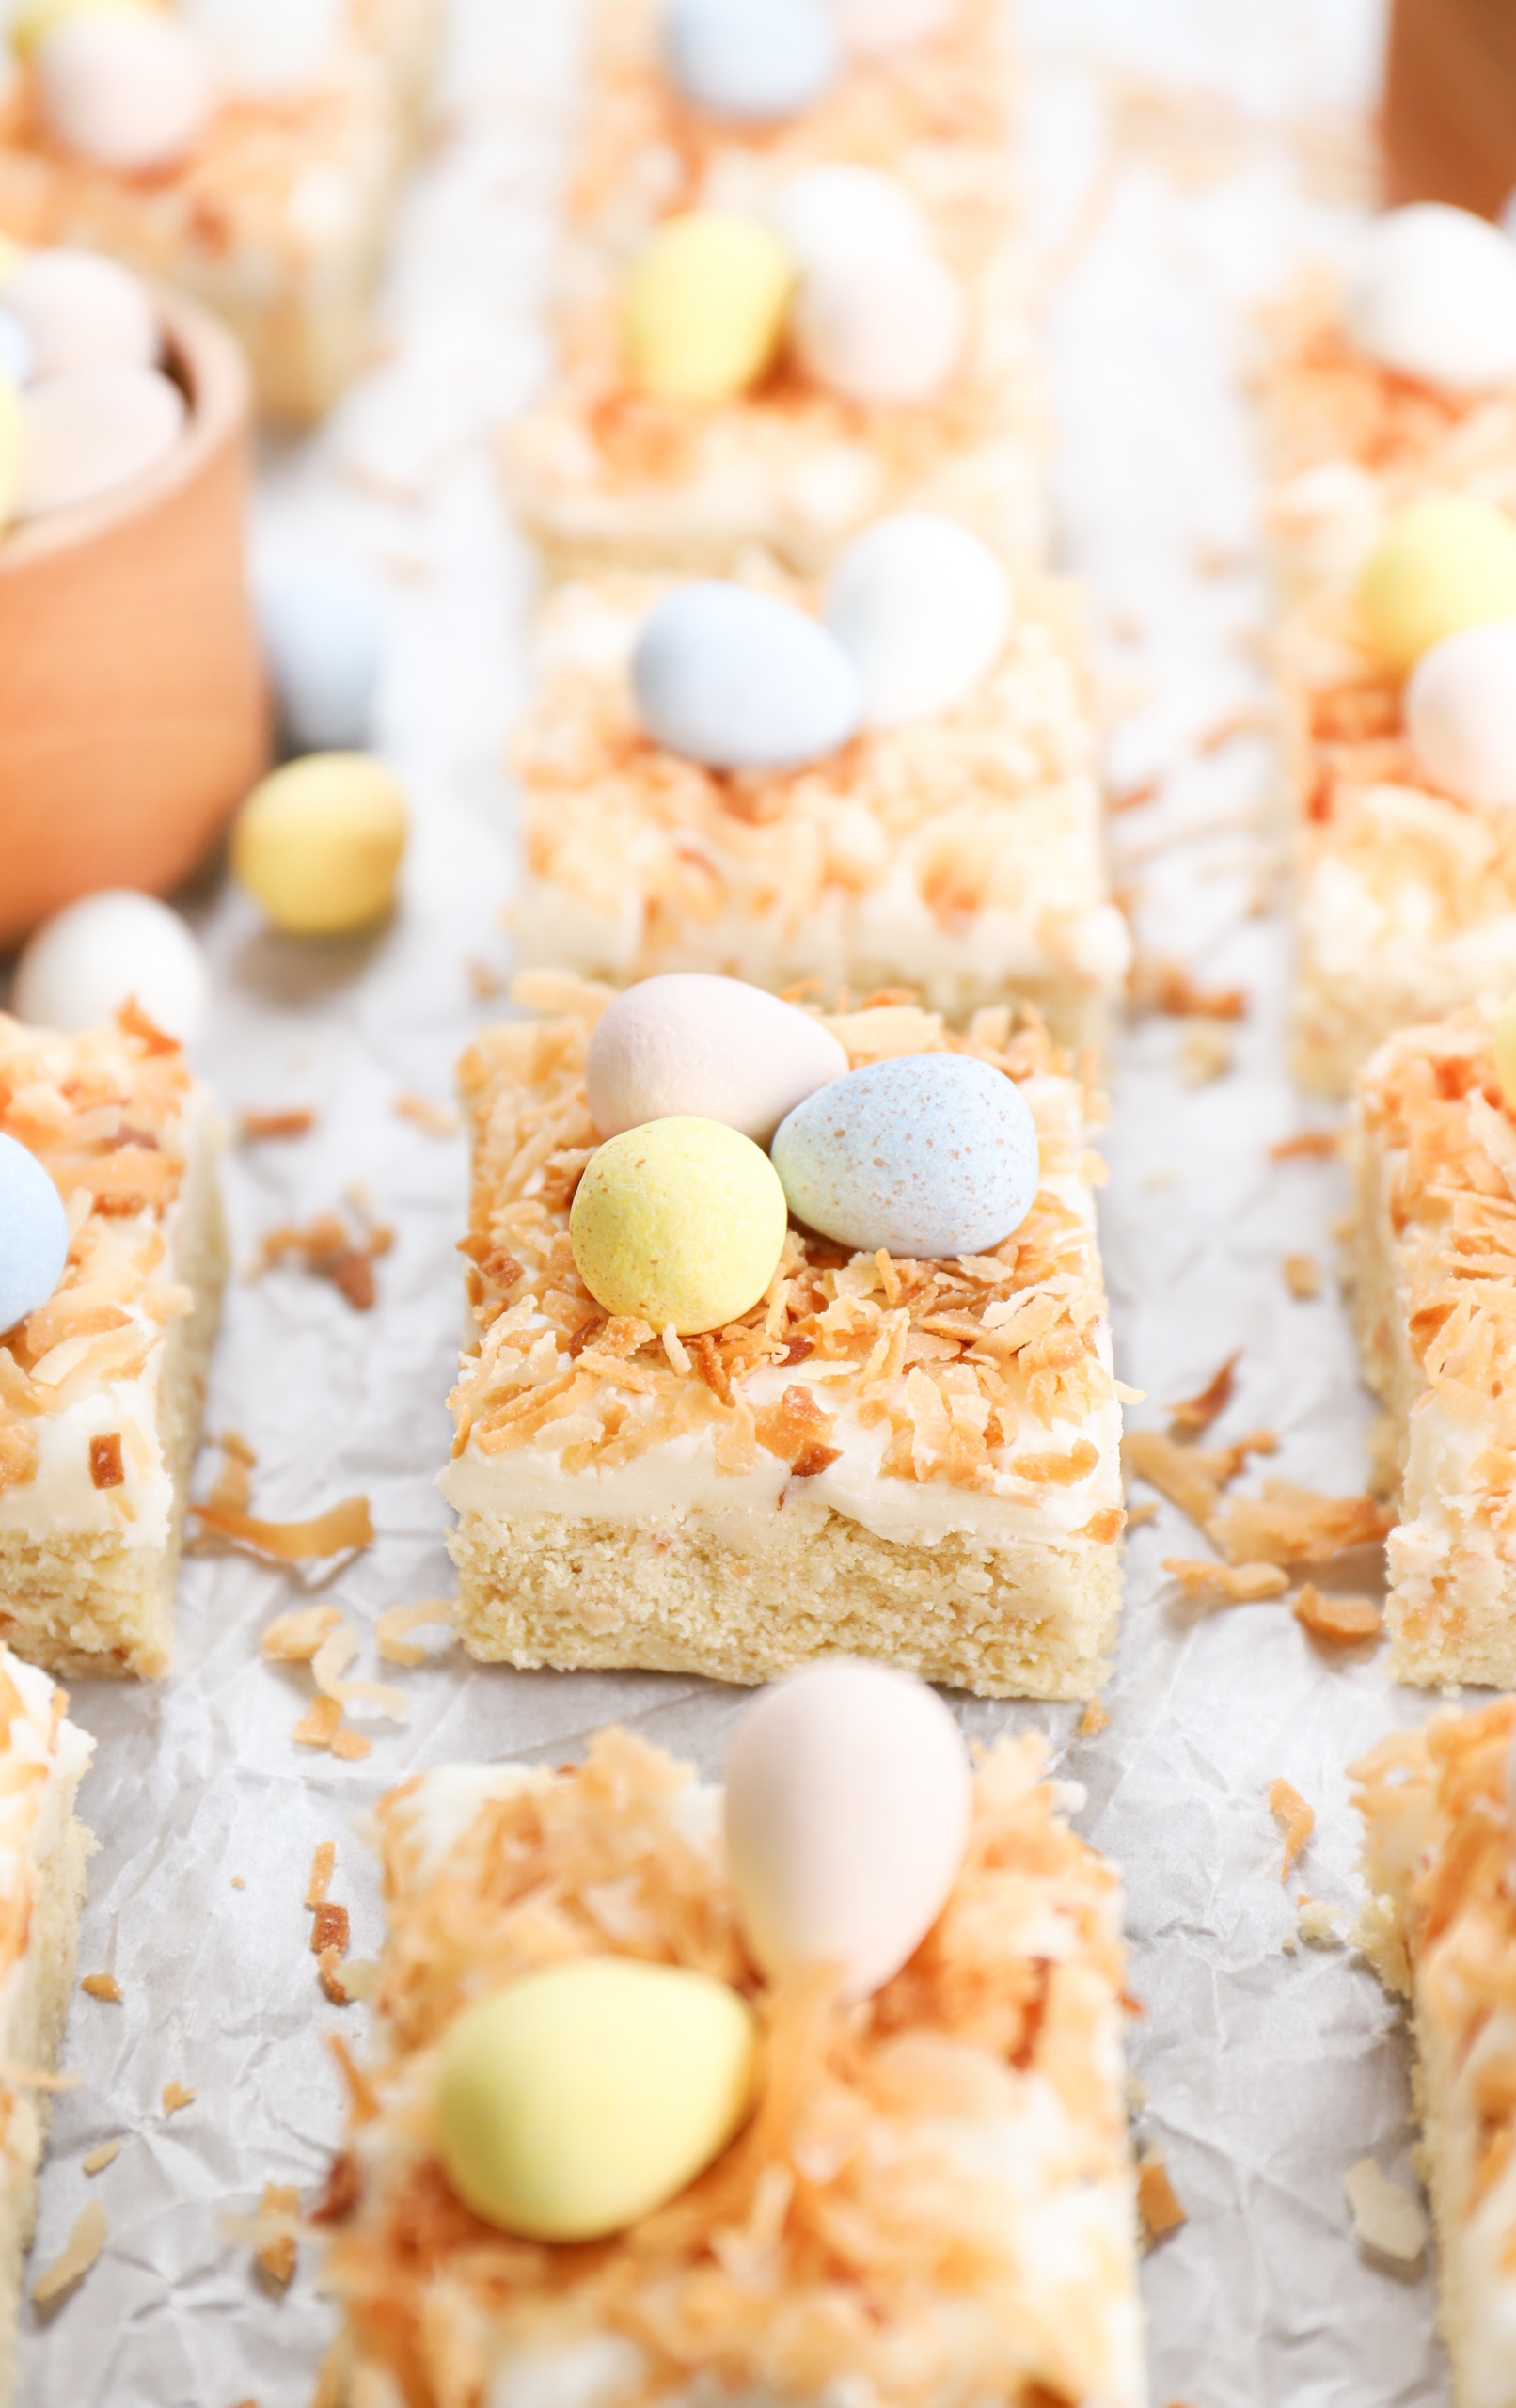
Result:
[0, 1650, 92, 2062]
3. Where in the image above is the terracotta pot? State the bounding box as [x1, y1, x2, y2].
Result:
[0, 288, 269, 950]
[1383, 0, 1516, 222]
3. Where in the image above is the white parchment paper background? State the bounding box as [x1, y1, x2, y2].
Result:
[5, 0, 1464, 2400]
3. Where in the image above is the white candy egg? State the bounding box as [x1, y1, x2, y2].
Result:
[15, 365, 184, 519]
[13, 891, 209, 1042]
[37, 10, 217, 172]
[1, 249, 158, 379]
[791, 241, 965, 404]
[1343, 204, 1516, 394]
[585, 974, 848, 1144]
[180, 0, 341, 94]
[766, 164, 930, 277]
[1406, 620, 1516, 809]
[724, 1660, 971, 2002]
[826, 0, 959, 53]
[255, 561, 384, 754]
[826, 513, 1011, 725]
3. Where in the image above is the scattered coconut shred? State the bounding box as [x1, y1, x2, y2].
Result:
[1136, 2148, 1188, 2246]
[263, 1608, 407, 1763]
[306, 1840, 373, 2005]
[193, 1433, 374, 1567]
[31, 2198, 107, 2306]
[1270, 1780, 1315, 1882]
[251, 1197, 395, 1312]
[220, 2181, 304, 2288]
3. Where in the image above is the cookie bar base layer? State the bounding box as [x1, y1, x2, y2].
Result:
[0, 1160, 228, 1682]
[0, 1810, 89, 2408]
[449, 1502, 1122, 1699]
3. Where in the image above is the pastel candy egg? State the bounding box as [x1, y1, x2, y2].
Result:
[570, 1116, 787, 1335]
[585, 974, 848, 1143]
[725, 1659, 971, 2001]
[254, 562, 384, 754]
[0, 311, 34, 388]
[767, 164, 931, 277]
[14, 365, 184, 519]
[0, 1133, 70, 1336]
[12, 890, 208, 1040]
[826, 0, 959, 53]
[1343, 205, 1516, 394]
[663, 0, 839, 122]
[633, 580, 861, 770]
[1, 249, 158, 378]
[37, 9, 216, 171]
[231, 753, 407, 937]
[791, 242, 965, 404]
[1495, 994, 1516, 1111]
[435, 1958, 755, 2242]
[1358, 494, 1516, 672]
[1406, 621, 1516, 809]
[825, 512, 1012, 725]
[771, 1052, 1038, 1259]
[624, 210, 795, 404]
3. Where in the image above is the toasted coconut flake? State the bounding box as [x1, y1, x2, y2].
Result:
[253, 1210, 393, 1313]
[1078, 1700, 1110, 1737]
[312, 1624, 408, 1722]
[1297, 1896, 1342, 1948]
[1132, 957, 1248, 1022]
[238, 1108, 315, 1143]
[1180, 1020, 1235, 1086]
[1122, 1432, 1221, 1530]
[87, 1433, 123, 1491]
[307, 1842, 336, 1909]
[265, 1606, 343, 1664]
[195, 1496, 373, 1561]
[81, 2140, 121, 2176]
[1127, 1501, 1159, 1528]
[374, 1598, 455, 1668]
[1216, 1481, 1392, 1569]
[221, 2182, 302, 2287]
[162, 2081, 195, 2117]
[1270, 1130, 1340, 1160]
[1136, 2149, 1187, 2243]
[1270, 1779, 1315, 1882]
[1292, 1585, 1382, 1645]
[81, 1974, 120, 2003]
[394, 1090, 460, 1138]
[1345, 2158, 1427, 2263]
[1166, 1354, 1240, 1438]
[1283, 1252, 1320, 1300]
[1163, 1558, 1289, 1605]
[31, 2198, 107, 2305]
[294, 1696, 371, 1762]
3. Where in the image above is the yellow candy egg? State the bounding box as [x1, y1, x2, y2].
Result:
[570, 1115, 787, 1336]
[231, 752, 406, 937]
[1494, 995, 1516, 1111]
[1357, 493, 1516, 673]
[624, 211, 796, 404]
[435, 1958, 756, 2242]
[11, 0, 159, 63]
[0, 375, 22, 531]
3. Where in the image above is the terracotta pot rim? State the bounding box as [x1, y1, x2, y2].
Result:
[0, 285, 251, 578]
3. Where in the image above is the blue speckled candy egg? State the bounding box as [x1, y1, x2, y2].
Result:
[0, 309, 34, 388]
[0, 1132, 69, 1334]
[632, 581, 861, 771]
[664, 0, 840, 121]
[255, 562, 384, 755]
[771, 1053, 1039, 1259]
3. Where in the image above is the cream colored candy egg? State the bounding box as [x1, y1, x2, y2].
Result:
[1, 248, 159, 378]
[1343, 204, 1516, 394]
[725, 1660, 972, 2001]
[570, 1116, 787, 1336]
[435, 1959, 756, 2242]
[231, 753, 407, 937]
[15, 365, 183, 519]
[791, 241, 964, 404]
[1357, 494, 1516, 673]
[1406, 621, 1516, 809]
[624, 211, 795, 404]
[825, 512, 1011, 724]
[13, 890, 208, 1039]
[766, 163, 930, 276]
[585, 974, 848, 1144]
[37, 9, 217, 172]
[1495, 995, 1516, 1112]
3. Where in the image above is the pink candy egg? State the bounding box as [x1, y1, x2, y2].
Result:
[15, 364, 185, 519]
[791, 242, 966, 404]
[37, 10, 217, 171]
[1, 249, 159, 379]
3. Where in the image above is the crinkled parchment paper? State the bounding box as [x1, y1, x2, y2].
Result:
[8, 0, 1452, 2401]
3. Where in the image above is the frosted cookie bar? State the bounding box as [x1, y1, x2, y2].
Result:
[317, 1674, 1147, 2408]
[0, 0, 439, 424]
[443, 978, 1125, 1700]
[1348, 1001, 1516, 1687]
[511, 561, 1128, 1051]
[0, 1014, 226, 1679]
[1354, 1700, 1516, 2408]
[0, 1649, 92, 2400]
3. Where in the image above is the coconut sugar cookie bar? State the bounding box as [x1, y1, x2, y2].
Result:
[511, 568, 1129, 1050]
[317, 1717, 1147, 2408]
[1353, 1700, 1516, 2408]
[0, 1014, 226, 1679]
[443, 982, 1124, 1700]
[0, 1649, 93, 2400]
[1347, 1000, 1516, 1687]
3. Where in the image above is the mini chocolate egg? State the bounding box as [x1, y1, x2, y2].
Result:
[0, 1132, 70, 1336]
[570, 1116, 787, 1335]
[632, 581, 861, 770]
[1495, 994, 1516, 1110]
[585, 974, 848, 1143]
[790, 241, 965, 404]
[37, 8, 216, 171]
[12, 890, 208, 1040]
[826, 0, 959, 52]
[771, 1052, 1038, 1259]
[436, 1958, 755, 2242]
[14, 365, 184, 520]
[725, 1659, 971, 2001]
[624, 210, 795, 404]
[1358, 494, 1516, 673]
[0, 375, 20, 528]
[0, 311, 33, 389]
[767, 164, 930, 275]
[1, 248, 158, 378]
[1343, 205, 1516, 394]
[1406, 621, 1516, 809]
[825, 513, 1012, 725]
[255, 561, 384, 755]
[231, 753, 407, 937]
[663, 0, 839, 121]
